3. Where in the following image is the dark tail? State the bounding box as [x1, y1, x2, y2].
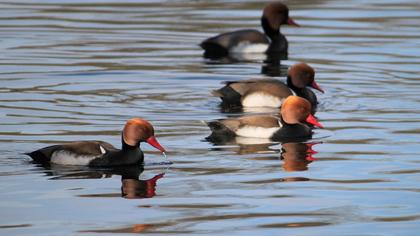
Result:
[203, 121, 235, 144]
[200, 41, 229, 59]
[211, 89, 223, 97]
[213, 85, 242, 106]
[206, 121, 236, 136]
[25, 145, 60, 164]
[25, 150, 49, 164]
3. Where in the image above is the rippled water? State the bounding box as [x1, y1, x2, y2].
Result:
[1, 0, 420, 235]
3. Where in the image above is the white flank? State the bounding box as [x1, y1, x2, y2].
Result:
[235, 136, 273, 145]
[242, 93, 283, 107]
[243, 106, 279, 114]
[50, 150, 100, 165]
[235, 126, 279, 138]
[231, 53, 267, 61]
[230, 42, 268, 54]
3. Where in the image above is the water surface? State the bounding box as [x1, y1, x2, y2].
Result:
[1, 0, 420, 235]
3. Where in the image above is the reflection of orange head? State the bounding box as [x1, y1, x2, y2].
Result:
[281, 142, 317, 172]
[132, 224, 153, 233]
[282, 153, 311, 171]
[121, 173, 164, 199]
[123, 118, 165, 152]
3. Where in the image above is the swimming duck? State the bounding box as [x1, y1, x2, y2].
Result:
[212, 63, 323, 111]
[200, 2, 299, 58]
[26, 118, 166, 167]
[206, 96, 323, 141]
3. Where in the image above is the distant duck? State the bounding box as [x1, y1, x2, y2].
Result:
[200, 2, 299, 59]
[206, 96, 323, 142]
[212, 63, 324, 112]
[26, 118, 166, 167]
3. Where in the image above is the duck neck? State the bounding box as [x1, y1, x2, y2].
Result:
[116, 135, 143, 165]
[287, 76, 303, 95]
[121, 135, 140, 152]
[261, 17, 280, 41]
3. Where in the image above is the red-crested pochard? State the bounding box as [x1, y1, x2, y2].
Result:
[26, 118, 166, 167]
[206, 96, 323, 141]
[212, 63, 324, 112]
[200, 2, 299, 58]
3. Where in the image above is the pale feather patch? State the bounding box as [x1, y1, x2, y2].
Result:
[278, 119, 283, 128]
[235, 136, 274, 145]
[242, 106, 278, 113]
[242, 93, 284, 108]
[50, 150, 100, 165]
[230, 42, 269, 53]
[230, 53, 267, 61]
[235, 126, 279, 138]
[99, 145, 106, 154]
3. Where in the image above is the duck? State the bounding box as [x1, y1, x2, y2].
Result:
[200, 2, 299, 59]
[26, 118, 166, 167]
[212, 63, 324, 111]
[206, 96, 323, 142]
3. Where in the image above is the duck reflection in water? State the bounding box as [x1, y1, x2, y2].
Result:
[206, 129, 319, 157]
[281, 142, 320, 172]
[261, 53, 288, 77]
[36, 164, 165, 199]
[207, 136, 278, 155]
[121, 172, 164, 199]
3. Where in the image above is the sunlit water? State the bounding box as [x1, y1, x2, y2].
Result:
[1, 0, 420, 235]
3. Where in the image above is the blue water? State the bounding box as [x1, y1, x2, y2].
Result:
[0, 0, 420, 235]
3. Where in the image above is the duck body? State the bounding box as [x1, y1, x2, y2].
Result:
[26, 140, 143, 167]
[213, 78, 318, 110]
[200, 29, 288, 58]
[26, 118, 166, 167]
[200, 3, 298, 59]
[212, 63, 323, 112]
[206, 115, 312, 142]
[206, 96, 323, 143]
[213, 78, 293, 108]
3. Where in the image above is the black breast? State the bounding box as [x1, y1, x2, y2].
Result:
[88, 148, 144, 167]
[271, 123, 313, 142]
